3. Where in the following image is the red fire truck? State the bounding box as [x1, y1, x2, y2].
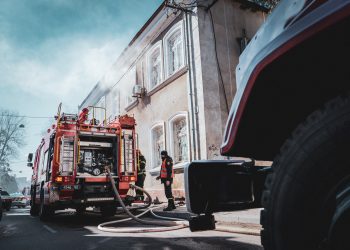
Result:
[28, 105, 138, 220]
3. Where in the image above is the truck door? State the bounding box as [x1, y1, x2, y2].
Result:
[45, 134, 55, 182]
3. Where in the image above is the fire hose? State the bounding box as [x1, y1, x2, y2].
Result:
[97, 167, 188, 233]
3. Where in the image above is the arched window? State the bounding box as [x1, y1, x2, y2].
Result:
[164, 22, 185, 77]
[125, 66, 136, 106]
[150, 123, 165, 168]
[111, 88, 120, 117]
[94, 96, 106, 124]
[147, 42, 163, 89]
[169, 113, 189, 164]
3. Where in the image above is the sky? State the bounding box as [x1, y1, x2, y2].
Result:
[0, 0, 163, 180]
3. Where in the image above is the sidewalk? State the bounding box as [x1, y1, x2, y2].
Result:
[152, 205, 262, 236]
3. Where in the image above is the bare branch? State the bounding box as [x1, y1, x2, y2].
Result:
[0, 109, 26, 172]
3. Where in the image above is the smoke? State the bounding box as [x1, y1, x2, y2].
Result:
[0, 34, 131, 104]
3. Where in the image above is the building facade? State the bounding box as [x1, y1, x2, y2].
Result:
[79, 0, 267, 201]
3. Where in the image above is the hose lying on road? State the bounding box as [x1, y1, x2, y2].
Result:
[97, 168, 188, 233]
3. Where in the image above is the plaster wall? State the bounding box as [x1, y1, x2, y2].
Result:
[127, 73, 189, 201]
[196, 0, 265, 159]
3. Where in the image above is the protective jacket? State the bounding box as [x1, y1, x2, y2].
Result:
[138, 154, 146, 175]
[160, 156, 174, 182]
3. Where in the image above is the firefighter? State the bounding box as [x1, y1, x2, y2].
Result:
[135, 149, 146, 201]
[156, 150, 176, 211]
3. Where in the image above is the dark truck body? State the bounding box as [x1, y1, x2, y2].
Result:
[185, 1, 350, 249]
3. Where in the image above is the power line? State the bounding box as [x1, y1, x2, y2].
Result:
[0, 114, 54, 119]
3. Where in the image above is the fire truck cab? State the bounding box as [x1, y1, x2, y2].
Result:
[28, 105, 138, 220]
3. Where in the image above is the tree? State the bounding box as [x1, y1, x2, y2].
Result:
[0, 109, 26, 173]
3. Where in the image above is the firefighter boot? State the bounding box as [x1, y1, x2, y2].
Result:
[163, 199, 174, 211]
[170, 198, 176, 209]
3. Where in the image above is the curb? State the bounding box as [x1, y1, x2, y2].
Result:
[215, 223, 261, 236]
[151, 208, 261, 236]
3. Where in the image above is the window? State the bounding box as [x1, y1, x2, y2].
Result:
[95, 96, 106, 124]
[148, 42, 162, 89]
[39, 146, 47, 175]
[125, 66, 137, 106]
[150, 124, 165, 168]
[111, 88, 120, 117]
[164, 22, 185, 77]
[169, 114, 189, 164]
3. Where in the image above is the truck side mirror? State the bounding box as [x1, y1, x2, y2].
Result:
[27, 153, 33, 163]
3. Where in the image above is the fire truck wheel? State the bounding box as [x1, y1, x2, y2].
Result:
[30, 186, 39, 216]
[100, 204, 117, 217]
[261, 95, 350, 250]
[76, 206, 86, 215]
[30, 201, 39, 216]
[39, 190, 54, 221]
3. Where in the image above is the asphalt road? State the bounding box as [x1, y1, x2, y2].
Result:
[0, 207, 263, 250]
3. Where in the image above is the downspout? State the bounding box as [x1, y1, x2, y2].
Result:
[184, 11, 200, 160]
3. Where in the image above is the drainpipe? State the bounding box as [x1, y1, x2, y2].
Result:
[184, 11, 201, 160]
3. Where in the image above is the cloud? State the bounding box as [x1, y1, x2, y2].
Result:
[0, 0, 163, 109]
[0, 33, 132, 104]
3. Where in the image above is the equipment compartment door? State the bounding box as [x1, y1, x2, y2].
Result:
[59, 136, 75, 175]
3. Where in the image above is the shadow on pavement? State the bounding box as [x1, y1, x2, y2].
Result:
[1, 209, 263, 250]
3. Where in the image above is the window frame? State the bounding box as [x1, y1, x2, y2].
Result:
[168, 112, 190, 166]
[147, 41, 163, 91]
[150, 122, 166, 169]
[95, 96, 106, 125]
[125, 66, 137, 108]
[111, 87, 120, 118]
[163, 21, 185, 78]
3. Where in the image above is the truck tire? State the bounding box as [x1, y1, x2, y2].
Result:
[30, 186, 39, 216]
[261, 95, 350, 250]
[39, 190, 54, 221]
[30, 200, 39, 216]
[76, 206, 86, 215]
